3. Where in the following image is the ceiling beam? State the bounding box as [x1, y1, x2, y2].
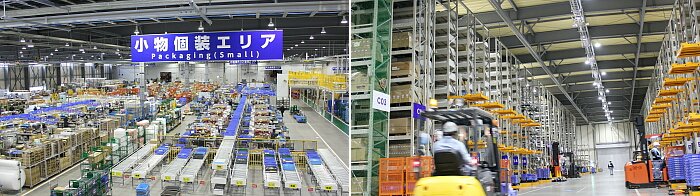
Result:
[500, 21, 667, 48]
[629, 0, 647, 119]
[474, 0, 674, 25]
[488, 0, 589, 123]
[516, 42, 661, 63]
[525, 58, 657, 78]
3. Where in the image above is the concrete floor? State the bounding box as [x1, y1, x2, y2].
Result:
[20, 102, 348, 196]
[518, 172, 669, 196]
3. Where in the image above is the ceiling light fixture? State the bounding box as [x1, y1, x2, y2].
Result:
[294, 44, 298, 47]
[20, 38, 25, 43]
[605, 89, 610, 93]
[54, 48, 58, 52]
[341, 16, 348, 24]
[601, 71, 607, 76]
[50, 53, 54, 56]
[21, 47, 26, 50]
[268, 18, 275, 27]
[570, 0, 610, 121]
[301, 40, 305, 44]
[310, 35, 314, 40]
[65, 43, 70, 47]
[134, 25, 140, 35]
[594, 42, 601, 48]
[198, 21, 204, 31]
[93, 46, 97, 50]
[321, 27, 326, 34]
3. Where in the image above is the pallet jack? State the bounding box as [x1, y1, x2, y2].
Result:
[624, 116, 668, 189]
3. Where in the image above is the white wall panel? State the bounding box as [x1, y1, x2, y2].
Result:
[575, 122, 636, 167]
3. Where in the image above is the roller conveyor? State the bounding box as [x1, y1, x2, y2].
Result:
[111, 144, 156, 177]
[211, 169, 229, 195]
[306, 150, 337, 191]
[161, 148, 192, 181]
[263, 149, 280, 188]
[318, 149, 349, 192]
[132, 146, 170, 179]
[278, 148, 301, 189]
[230, 149, 249, 186]
[212, 138, 236, 170]
[180, 147, 208, 183]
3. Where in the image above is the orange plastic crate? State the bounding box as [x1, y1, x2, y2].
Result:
[379, 181, 404, 196]
[663, 78, 693, 87]
[379, 172, 404, 182]
[669, 62, 700, 74]
[380, 158, 406, 172]
[404, 157, 433, 173]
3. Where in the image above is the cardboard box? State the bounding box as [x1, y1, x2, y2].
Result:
[390, 85, 412, 103]
[352, 38, 372, 58]
[392, 32, 412, 48]
[351, 138, 368, 162]
[390, 118, 411, 135]
[391, 61, 412, 77]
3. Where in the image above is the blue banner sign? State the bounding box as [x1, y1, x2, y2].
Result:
[412, 103, 426, 119]
[131, 30, 283, 62]
[263, 66, 282, 70]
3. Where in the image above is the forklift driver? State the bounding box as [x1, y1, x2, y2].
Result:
[650, 142, 663, 160]
[433, 121, 477, 175]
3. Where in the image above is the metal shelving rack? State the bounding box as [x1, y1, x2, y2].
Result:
[641, 0, 699, 149]
[350, 0, 393, 195]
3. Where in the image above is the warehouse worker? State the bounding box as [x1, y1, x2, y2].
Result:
[607, 161, 614, 175]
[433, 121, 475, 175]
[650, 142, 663, 160]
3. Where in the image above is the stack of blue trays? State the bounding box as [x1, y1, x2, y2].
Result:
[511, 175, 519, 185]
[685, 154, 700, 186]
[668, 157, 685, 181]
[136, 183, 150, 196]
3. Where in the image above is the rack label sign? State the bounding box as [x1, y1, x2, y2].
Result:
[131, 30, 283, 62]
[372, 91, 390, 112]
[412, 103, 426, 119]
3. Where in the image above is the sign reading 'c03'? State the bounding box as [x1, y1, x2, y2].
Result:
[372, 90, 390, 112]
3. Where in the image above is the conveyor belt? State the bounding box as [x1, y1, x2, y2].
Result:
[306, 150, 338, 191]
[132, 146, 170, 179]
[263, 149, 280, 188]
[278, 148, 301, 189]
[230, 149, 249, 186]
[161, 148, 192, 181]
[111, 144, 156, 177]
[318, 149, 349, 192]
[211, 169, 229, 195]
[212, 138, 236, 170]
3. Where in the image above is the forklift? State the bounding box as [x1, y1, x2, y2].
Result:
[413, 106, 509, 196]
[624, 116, 667, 189]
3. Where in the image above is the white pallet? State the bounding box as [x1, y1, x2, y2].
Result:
[111, 144, 156, 177]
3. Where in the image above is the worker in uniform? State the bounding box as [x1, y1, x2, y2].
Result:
[650, 142, 664, 181]
[433, 121, 476, 175]
[607, 161, 614, 175]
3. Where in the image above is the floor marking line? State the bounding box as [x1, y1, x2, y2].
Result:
[301, 105, 348, 169]
[635, 189, 640, 196]
[22, 162, 82, 196]
[576, 187, 585, 193]
[519, 185, 553, 195]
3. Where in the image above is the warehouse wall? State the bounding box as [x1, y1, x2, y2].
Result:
[575, 122, 636, 169]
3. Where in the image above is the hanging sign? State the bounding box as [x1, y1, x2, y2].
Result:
[131, 30, 283, 62]
[372, 90, 390, 112]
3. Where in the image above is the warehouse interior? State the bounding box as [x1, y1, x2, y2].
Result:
[0, 0, 349, 196]
[350, 0, 691, 195]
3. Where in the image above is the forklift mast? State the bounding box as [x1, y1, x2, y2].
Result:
[633, 116, 649, 161]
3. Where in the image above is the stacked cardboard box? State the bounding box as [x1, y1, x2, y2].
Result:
[390, 85, 411, 104]
[351, 138, 367, 162]
[389, 118, 411, 135]
[25, 164, 44, 187]
[351, 71, 370, 92]
[352, 38, 372, 58]
[392, 32, 412, 49]
[391, 61, 412, 77]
